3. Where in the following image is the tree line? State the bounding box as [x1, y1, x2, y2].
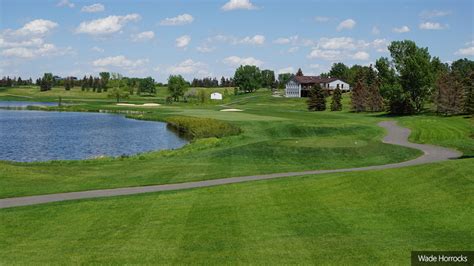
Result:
[307, 40, 474, 115]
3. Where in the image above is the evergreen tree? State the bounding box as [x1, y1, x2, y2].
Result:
[351, 79, 367, 112]
[330, 84, 342, 111]
[435, 72, 465, 115]
[464, 71, 474, 114]
[296, 68, 304, 76]
[307, 84, 326, 111]
[367, 80, 384, 112]
[64, 78, 71, 90]
[81, 76, 87, 91]
[40, 73, 53, 91]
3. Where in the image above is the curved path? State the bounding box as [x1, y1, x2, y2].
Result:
[0, 121, 461, 209]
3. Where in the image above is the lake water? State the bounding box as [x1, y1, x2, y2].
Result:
[0, 109, 188, 162]
[0, 101, 59, 108]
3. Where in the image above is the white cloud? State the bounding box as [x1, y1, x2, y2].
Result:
[352, 51, 370, 60]
[307, 49, 342, 61]
[337, 19, 356, 31]
[420, 10, 452, 19]
[92, 55, 148, 70]
[315, 16, 329, 22]
[223, 56, 263, 67]
[372, 38, 389, 52]
[131, 31, 155, 42]
[455, 46, 474, 56]
[203, 34, 266, 47]
[176, 35, 191, 48]
[317, 37, 369, 50]
[222, 0, 257, 11]
[81, 3, 105, 13]
[393, 25, 410, 33]
[0, 19, 72, 59]
[167, 59, 208, 76]
[419, 22, 447, 30]
[2, 44, 73, 59]
[273, 35, 298, 45]
[278, 67, 294, 74]
[196, 45, 215, 53]
[12, 19, 58, 36]
[91, 46, 104, 52]
[160, 13, 194, 26]
[372, 26, 380, 35]
[238, 35, 265, 45]
[288, 46, 299, 53]
[57, 0, 74, 8]
[76, 14, 141, 35]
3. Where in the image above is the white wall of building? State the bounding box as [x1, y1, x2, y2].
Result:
[285, 80, 301, 97]
[210, 92, 223, 100]
[327, 80, 350, 91]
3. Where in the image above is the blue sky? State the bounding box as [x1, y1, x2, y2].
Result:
[1, 0, 473, 82]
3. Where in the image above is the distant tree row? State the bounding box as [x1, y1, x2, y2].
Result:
[0, 76, 34, 87]
[233, 66, 276, 93]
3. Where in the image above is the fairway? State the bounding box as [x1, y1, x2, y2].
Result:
[0, 159, 472, 264]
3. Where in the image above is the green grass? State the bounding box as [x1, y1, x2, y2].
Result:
[0, 159, 472, 264]
[1, 88, 473, 199]
[396, 115, 474, 157]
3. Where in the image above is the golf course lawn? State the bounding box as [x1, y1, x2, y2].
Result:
[0, 159, 472, 264]
[0, 86, 473, 264]
[0, 90, 432, 198]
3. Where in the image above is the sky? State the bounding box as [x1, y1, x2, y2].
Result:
[0, 0, 473, 82]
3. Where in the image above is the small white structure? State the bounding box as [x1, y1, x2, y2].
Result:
[210, 92, 223, 100]
[285, 76, 350, 98]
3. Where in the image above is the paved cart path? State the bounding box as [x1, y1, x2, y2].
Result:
[0, 121, 462, 209]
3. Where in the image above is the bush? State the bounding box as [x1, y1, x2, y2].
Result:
[166, 116, 241, 139]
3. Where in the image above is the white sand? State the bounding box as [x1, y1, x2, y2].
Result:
[220, 108, 243, 112]
[116, 103, 161, 107]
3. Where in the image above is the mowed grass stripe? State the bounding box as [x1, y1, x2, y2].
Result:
[0, 159, 472, 264]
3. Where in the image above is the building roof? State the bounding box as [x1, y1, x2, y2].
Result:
[291, 76, 340, 85]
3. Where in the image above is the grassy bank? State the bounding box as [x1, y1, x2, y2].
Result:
[0, 159, 472, 264]
[1, 89, 472, 198]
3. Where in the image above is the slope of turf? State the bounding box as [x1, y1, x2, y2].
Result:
[0, 91, 425, 198]
[0, 159, 472, 264]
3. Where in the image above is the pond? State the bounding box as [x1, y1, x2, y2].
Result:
[0, 109, 188, 162]
[0, 101, 59, 108]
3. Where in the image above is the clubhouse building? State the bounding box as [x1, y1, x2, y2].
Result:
[285, 75, 350, 98]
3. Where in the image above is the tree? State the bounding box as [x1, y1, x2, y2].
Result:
[367, 81, 384, 112]
[296, 68, 304, 76]
[64, 78, 72, 91]
[40, 73, 53, 91]
[387, 40, 434, 114]
[307, 84, 326, 111]
[81, 75, 87, 91]
[167, 75, 188, 101]
[330, 84, 342, 111]
[99, 72, 110, 92]
[451, 58, 474, 78]
[108, 88, 129, 103]
[233, 65, 262, 93]
[375, 57, 398, 96]
[351, 79, 367, 112]
[435, 72, 464, 115]
[329, 62, 349, 80]
[261, 69, 276, 89]
[278, 73, 292, 89]
[138, 77, 156, 96]
[464, 71, 474, 114]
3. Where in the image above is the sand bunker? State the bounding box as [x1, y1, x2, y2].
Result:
[116, 103, 161, 107]
[220, 108, 243, 112]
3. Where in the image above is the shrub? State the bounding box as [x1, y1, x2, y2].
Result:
[166, 116, 241, 139]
